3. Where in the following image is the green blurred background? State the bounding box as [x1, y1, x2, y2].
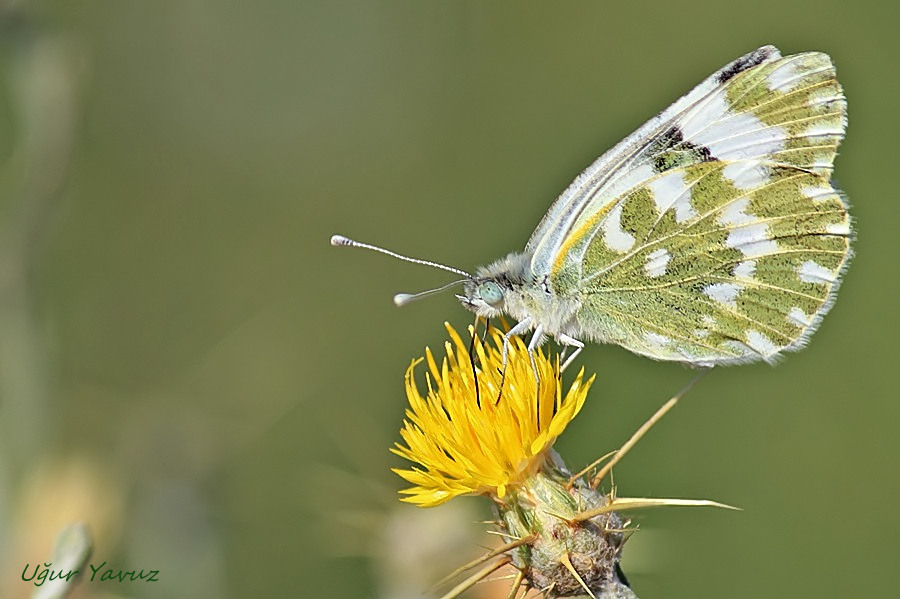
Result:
[1, 1, 897, 598]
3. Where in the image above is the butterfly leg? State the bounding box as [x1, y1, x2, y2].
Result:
[557, 334, 585, 372]
[500, 319, 534, 371]
[526, 324, 546, 388]
[496, 319, 534, 403]
[526, 325, 546, 425]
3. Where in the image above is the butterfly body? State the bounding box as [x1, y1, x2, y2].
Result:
[462, 252, 582, 346]
[459, 45, 852, 367]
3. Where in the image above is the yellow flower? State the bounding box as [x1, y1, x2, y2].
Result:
[391, 323, 593, 507]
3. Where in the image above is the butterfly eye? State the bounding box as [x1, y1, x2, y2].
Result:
[478, 281, 503, 307]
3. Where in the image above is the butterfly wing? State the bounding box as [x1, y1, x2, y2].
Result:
[530, 47, 851, 365]
[527, 46, 783, 273]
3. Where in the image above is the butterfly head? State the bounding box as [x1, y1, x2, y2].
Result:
[458, 278, 507, 317]
[457, 253, 531, 318]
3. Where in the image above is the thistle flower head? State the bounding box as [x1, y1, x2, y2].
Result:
[391, 323, 593, 507]
[390, 325, 731, 598]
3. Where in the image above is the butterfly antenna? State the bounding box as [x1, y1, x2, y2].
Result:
[330, 235, 472, 278]
[393, 279, 468, 307]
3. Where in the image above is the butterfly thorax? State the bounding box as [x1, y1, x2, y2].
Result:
[460, 252, 582, 340]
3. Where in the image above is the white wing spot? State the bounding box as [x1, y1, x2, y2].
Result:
[826, 221, 851, 235]
[733, 260, 757, 279]
[683, 96, 786, 160]
[603, 164, 657, 204]
[703, 282, 743, 308]
[799, 260, 836, 284]
[645, 332, 671, 348]
[766, 60, 806, 92]
[722, 339, 754, 358]
[723, 161, 771, 191]
[800, 185, 837, 202]
[787, 307, 813, 327]
[694, 328, 710, 339]
[649, 170, 696, 223]
[644, 248, 671, 278]
[804, 122, 844, 138]
[602, 202, 636, 252]
[746, 329, 779, 356]
[726, 223, 778, 257]
[719, 197, 756, 226]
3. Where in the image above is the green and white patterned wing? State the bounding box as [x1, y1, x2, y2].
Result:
[542, 48, 850, 365]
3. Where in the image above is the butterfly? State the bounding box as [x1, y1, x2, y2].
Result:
[333, 45, 852, 368]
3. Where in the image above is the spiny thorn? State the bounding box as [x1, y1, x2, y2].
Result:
[432, 535, 534, 591]
[506, 569, 525, 599]
[591, 370, 709, 488]
[573, 496, 741, 523]
[438, 557, 511, 599]
[567, 451, 617, 489]
[559, 552, 596, 599]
